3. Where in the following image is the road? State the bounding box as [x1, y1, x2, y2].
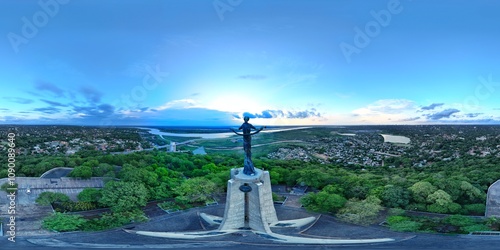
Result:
[110, 139, 200, 155]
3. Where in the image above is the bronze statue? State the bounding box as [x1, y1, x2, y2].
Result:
[231, 116, 265, 175]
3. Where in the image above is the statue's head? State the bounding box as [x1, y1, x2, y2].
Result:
[244, 116, 250, 122]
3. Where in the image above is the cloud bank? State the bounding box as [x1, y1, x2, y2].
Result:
[238, 109, 321, 119]
[421, 103, 444, 110]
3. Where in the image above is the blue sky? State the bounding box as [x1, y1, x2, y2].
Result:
[1, 0, 500, 126]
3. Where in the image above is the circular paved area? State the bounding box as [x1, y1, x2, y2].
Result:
[2, 204, 500, 249]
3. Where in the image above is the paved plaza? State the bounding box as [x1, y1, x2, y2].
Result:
[0, 177, 105, 204]
[0, 176, 106, 236]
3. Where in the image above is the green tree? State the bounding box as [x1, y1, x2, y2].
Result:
[69, 165, 92, 179]
[341, 174, 375, 199]
[77, 188, 102, 203]
[120, 165, 159, 187]
[296, 168, 331, 189]
[427, 190, 462, 214]
[458, 181, 485, 204]
[205, 171, 231, 190]
[337, 196, 383, 225]
[409, 181, 437, 204]
[381, 185, 410, 208]
[92, 163, 114, 177]
[83, 159, 99, 168]
[269, 167, 285, 185]
[174, 177, 219, 204]
[99, 181, 148, 212]
[434, 178, 462, 201]
[427, 190, 453, 206]
[301, 192, 346, 213]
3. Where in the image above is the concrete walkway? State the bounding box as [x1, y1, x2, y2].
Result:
[127, 211, 395, 245]
[128, 228, 395, 244]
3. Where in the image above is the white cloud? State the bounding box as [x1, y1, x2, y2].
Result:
[353, 99, 417, 115]
[155, 99, 200, 110]
[351, 99, 420, 124]
[205, 94, 267, 114]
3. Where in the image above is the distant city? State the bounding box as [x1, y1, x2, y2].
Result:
[1, 125, 498, 169]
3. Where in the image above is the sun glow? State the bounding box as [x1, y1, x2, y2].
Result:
[206, 93, 267, 114]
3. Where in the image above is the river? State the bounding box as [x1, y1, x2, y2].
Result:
[380, 134, 411, 144]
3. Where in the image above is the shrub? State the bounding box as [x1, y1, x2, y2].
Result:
[386, 215, 410, 225]
[435, 224, 459, 233]
[158, 201, 181, 211]
[272, 192, 286, 202]
[53, 201, 97, 212]
[1, 182, 18, 192]
[443, 215, 475, 228]
[390, 221, 422, 232]
[36, 192, 71, 206]
[427, 202, 462, 214]
[486, 217, 500, 230]
[42, 213, 86, 232]
[462, 224, 491, 233]
[413, 217, 441, 233]
[463, 204, 486, 216]
[82, 210, 147, 231]
[387, 208, 406, 216]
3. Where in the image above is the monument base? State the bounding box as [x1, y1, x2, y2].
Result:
[125, 167, 397, 244]
[218, 168, 278, 233]
[486, 180, 500, 217]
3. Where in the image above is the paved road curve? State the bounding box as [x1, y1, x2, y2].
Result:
[3, 201, 499, 250]
[2, 228, 500, 250]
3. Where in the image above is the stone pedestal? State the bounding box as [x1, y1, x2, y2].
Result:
[218, 168, 278, 233]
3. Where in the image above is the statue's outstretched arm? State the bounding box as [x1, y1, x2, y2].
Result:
[230, 128, 244, 136]
[248, 126, 265, 135]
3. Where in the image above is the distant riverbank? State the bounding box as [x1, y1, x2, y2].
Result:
[135, 127, 312, 139]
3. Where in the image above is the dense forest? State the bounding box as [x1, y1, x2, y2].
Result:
[2, 148, 497, 216]
[1, 125, 499, 232]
